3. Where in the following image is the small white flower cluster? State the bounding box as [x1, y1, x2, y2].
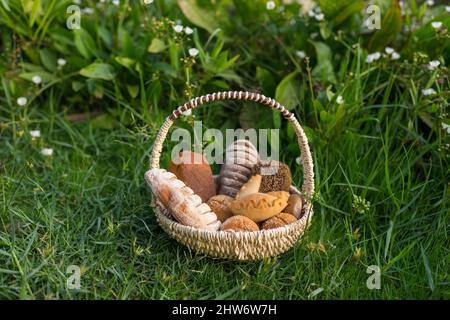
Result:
[431, 21, 442, 30]
[308, 6, 324, 21]
[295, 50, 306, 59]
[428, 60, 440, 70]
[384, 47, 400, 60]
[442, 123, 450, 134]
[426, 0, 434, 6]
[27, 129, 54, 156]
[173, 24, 194, 35]
[32, 75, 42, 85]
[336, 95, 344, 105]
[366, 47, 401, 63]
[143, 0, 154, 4]
[188, 48, 199, 57]
[365, 52, 381, 63]
[446, 6, 450, 13]
[422, 88, 437, 96]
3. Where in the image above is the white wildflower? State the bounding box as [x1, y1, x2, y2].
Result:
[446, 6, 450, 13]
[183, 109, 192, 116]
[17, 97, 27, 106]
[385, 47, 394, 55]
[112, 0, 120, 6]
[266, 1, 276, 10]
[365, 52, 381, 63]
[428, 60, 440, 70]
[308, 9, 316, 17]
[422, 88, 437, 96]
[295, 50, 306, 59]
[295, 157, 301, 165]
[442, 123, 450, 134]
[73, 0, 81, 4]
[32, 75, 42, 85]
[57, 58, 67, 66]
[184, 26, 194, 35]
[391, 52, 400, 60]
[41, 148, 54, 156]
[426, 0, 434, 6]
[315, 13, 324, 21]
[188, 48, 199, 57]
[431, 21, 442, 29]
[30, 130, 41, 138]
[144, 0, 154, 4]
[336, 95, 344, 105]
[173, 25, 183, 33]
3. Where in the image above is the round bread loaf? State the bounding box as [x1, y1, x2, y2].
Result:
[220, 215, 259, 232]
[207, 195, 234, 222]
[261, 212, 297, 230]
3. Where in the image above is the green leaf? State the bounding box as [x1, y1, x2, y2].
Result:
[148, 38, 166, 53]
[80, 63, 115, 81]
[74, 29, 97, 60]
[39, 49, 57, 72]
[127, 85, 139, 99]
[1, 0, 11, 11]
[177, 0, 219, 33]
[311, 41, 336, 84]
[115, 56, 136, 70]
[275, 71, 300, 110]
[97, 25, 112, 48]
[29, 0, 42, 27]
[256, 67, 276, 96]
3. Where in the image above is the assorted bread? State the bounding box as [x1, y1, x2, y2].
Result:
[146, 140, 306, 233]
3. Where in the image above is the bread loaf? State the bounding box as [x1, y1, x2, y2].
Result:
[145, 168, 221, 231]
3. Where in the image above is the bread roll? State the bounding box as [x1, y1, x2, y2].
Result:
[145, 168, 221, 231]
[220, 215, 259, 232]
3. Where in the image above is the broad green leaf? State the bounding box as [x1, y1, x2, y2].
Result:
[177, 0, 219, 33]
[311, 41, 336, 84]
[115, 56, 136, 70]
[39, 49, 56, 72]
[97, 25, 112, 48]
[275, 71, 300, 110]
[74, 29, 97, 60]
[80, 63, 115, 81]
[148, 38, 166, 53]
[239, 102, 274, 130]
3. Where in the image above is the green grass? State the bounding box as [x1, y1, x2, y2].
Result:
[0, 0, 449, 300]
[0, 90, 448, 299]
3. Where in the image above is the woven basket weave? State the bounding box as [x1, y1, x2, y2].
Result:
[147, 91, 315, 261]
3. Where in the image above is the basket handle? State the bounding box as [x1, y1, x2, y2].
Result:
[149, 91, 315, 198]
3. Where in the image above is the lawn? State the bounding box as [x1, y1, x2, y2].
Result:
[0, 0, 449, 299]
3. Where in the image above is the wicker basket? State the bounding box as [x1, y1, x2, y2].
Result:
[147, 91, 315, 261]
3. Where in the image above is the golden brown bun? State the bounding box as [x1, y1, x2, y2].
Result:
[284, 194, 303, 219]
[220, 215, 259, 232]
[207, 195, 234, 222]
[266, 191, 290, 204]
[230, 192, 288, 222]
[167, 151, 216, 202]
[261, 213, 297, 230]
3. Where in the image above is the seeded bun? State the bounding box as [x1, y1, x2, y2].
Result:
[220, 215, 260, 232]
